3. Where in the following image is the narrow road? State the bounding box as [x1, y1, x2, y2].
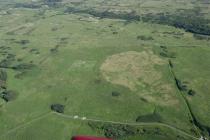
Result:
[53, 112, 200, 140]
[0, 111, 200, 140]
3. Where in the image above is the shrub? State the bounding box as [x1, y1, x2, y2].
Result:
[160, 46, 167, 49]
[0, 69, 7, 82]
[169, 60, 173, 68]
[188, 89, 196, 96]
[112, 91, 120, 97]
[1, 90, 18, 102]
[50, 48, 58, 53]
[50, 104, 65, 113]
[137, 35, 154, 40]
[15, 40, 30, 45]
[12, 63, 35, 71]
[174, 78, 188, 91]
[0, 59, 11, 68]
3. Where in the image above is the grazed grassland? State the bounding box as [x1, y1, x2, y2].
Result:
[0, 0, 210, 140]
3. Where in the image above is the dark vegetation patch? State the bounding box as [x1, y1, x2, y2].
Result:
[193, 34, 210, 40]
[137, 35, 154, 41]
[0, 68, 18, 102]
[142, 9, 210, 36]
[59, 37, 68, 45]
[0, 46, 11, 51]
[136, 112, 162, 123]
[44, 0, 64, 7]
[45, 0, 62, 3]
[50, 37, 69, 53]
[51, 27, 59, 31]
[50, 104, 65, 113]
[168, 60, 173, 68]
[64, 7, 140, 21]
[112, 31, 118, 35]
[187, 89, 196, 96]
[50, 45, 59, 53]
[64, 7, 210, 35]
[15, 40, 30, 45]
[0, 69, 7, 88]
[14, 3, 41, 9]
[111, 91, 120, 97]
[88, 122, 169, 139]
[159, 46, 176, 58]
[174, 78, 188, 92]
[0, 54, 16, 68]
[140, 97, 149, 103]
[0, 90, 18, 102]
[12, 63, 36, 71]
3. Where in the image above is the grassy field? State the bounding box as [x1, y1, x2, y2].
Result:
[0, 0, 210, 140]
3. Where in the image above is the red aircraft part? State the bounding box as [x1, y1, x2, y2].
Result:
[72, 136, 112, 140]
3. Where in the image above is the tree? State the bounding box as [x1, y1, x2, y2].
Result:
[112, 91, 120, 97]
[51, 104, 65, 113]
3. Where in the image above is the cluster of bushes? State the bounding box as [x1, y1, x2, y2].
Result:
[0, 54, 16, 68]
[142, 10, 210, 36]
[174, 78, 188, 91]
[174, 77, 197, 96]
[88, 122, 138, 139]
[0, 69, 18, 102]
[0, 69, 7, 88]
[0, 69, 7, 82]
[50, 104, 65, 113]
[88, 122, 167, 139]
[0, 90, 18, 102]
[0, 46, 11, 51]
[65, 7, 140, 21]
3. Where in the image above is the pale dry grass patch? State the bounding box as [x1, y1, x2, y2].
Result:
[101, 50, 179, 106]
[100, 50, 166, 90]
